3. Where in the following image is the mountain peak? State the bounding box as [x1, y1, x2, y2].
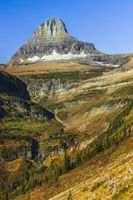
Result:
[32, 18, 70, 45]
[45, 18, 68, 33]
[9, 18, 98, 64]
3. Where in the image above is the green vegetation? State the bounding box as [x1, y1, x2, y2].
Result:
[39, 101, 64, 112]
[21, 71, 102, 83]
[112, 84, 133, 98]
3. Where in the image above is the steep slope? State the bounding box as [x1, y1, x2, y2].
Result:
[14, 138, 133, 200]
[5, 60, 132, 200]
[0, 71, 30, 100]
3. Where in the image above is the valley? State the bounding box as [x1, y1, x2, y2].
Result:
[1, 58, 132, 200]
[0, 17, 133, 200]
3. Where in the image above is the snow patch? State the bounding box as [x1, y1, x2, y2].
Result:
[20, 50, 88, 63]
[95, 61, 119, 68]
[27, 56, 40, 62]
[20, 58, 24, 62]
[41, 50, 88, 61]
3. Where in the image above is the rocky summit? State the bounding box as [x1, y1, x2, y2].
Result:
[33, 18, 75, 45]
[9, 18, 98, 64]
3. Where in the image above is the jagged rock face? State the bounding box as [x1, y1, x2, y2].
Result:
[24, 78, 75, 100]
[32, 18, 74, 45]
[9, 18, 98, 64]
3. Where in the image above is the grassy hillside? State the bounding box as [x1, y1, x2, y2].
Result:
[1, 62, 133, 199]
[15, 137, 133, 200]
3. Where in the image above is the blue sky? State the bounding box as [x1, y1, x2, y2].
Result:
[0, 0, 133, 63]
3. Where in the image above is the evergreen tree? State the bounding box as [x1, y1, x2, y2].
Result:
[62, 152, 71, 173]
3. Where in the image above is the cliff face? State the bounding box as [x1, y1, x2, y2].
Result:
[0, 71, 55, 121]
[0, 71, 30, 100]
[9, 18, 98, 64]
[24, 78, 74, 100]
[32, 18, 74, 45]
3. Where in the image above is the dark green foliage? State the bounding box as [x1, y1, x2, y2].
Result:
[62, 152, 72, 173]
[71, 153, 82, 168]
[0, 95, 54, 120]
[45, 160, 61, 183]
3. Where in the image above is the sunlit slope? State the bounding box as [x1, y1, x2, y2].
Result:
[14, 137, 133, 200]
[12, 62, 133, 200]
[38, 69, 133, 147]
[5, 61, 109, 76]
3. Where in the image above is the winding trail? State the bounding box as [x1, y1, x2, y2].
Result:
[55, 109, 70, 130]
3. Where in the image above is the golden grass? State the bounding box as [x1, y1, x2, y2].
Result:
[0, 140, 23, 149]
[5, 62, 95, 76]
[5, 159, 23, 173]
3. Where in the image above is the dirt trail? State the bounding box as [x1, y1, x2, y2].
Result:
[55, 109, 70, 130]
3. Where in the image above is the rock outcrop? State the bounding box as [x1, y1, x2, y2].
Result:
[24, 78, 74, 100]
[32, 18, 75, 45]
